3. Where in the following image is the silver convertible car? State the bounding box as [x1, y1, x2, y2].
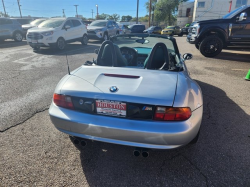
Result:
[49, 34, 203, 155]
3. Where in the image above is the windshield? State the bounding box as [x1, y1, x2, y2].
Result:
[89, 21, 107, 27]
[166, 26, 175, 29]
[223, 6, 245, 19]
[38, 19, 64, 28]
[148, 26, 155, 30]
[30, 19, 45, 26]
[91, 34, 181, 70]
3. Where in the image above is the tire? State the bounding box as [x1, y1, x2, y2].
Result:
[195, 43, 200, 50]
[178, 33, 183, 37]
[103, 33, 108, 41]
[189, 130, 200, 144]
[81, 34, 88, 45]
[13, 31, 23, 42]
[199, 35, 223, 57]
[56, 37, 66, 50]
[32, 46, 40, 51]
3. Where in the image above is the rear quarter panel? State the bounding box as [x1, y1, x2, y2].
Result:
[173, 72, 203, 111]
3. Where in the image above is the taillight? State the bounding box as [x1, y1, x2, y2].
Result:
[154, 107, 191, 121]
[53, 94, 74, 110]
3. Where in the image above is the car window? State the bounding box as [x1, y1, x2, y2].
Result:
[15, 19, 32, 24]
[107, 22, 113, 28]
[5, 19, 13, 24]
[38, 19, 64, 28]
[112, 22, 116, 27]
[175, 26, 180, 29]
[89, 21, 107, 26]
[72, 20, 81, 27]
[64, 20, 73, 28]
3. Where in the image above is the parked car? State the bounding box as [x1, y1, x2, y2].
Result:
[26, 17, 88, 50]
[128, 24, 146, 33]
[49, 33, 203, 156]
[143, 26, 162, 34]
[22, 18, 47, 37]
[87, 20, 119, 41]
[161, 26, 183, 36]
[0, 18, 23, 42]
[118, 24, 130, 34]
[187, 5, 250, 57]
[82, 20, 92, 26]
[181, 25, 190, 35]
[11, 18, 34, 25]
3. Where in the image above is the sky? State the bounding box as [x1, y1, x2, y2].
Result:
[1, 0, 150, 19]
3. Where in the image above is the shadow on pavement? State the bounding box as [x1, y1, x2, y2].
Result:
[0, 40, 27, 48]
[215, 47, 250, 63]
[69, 81, 250, 186]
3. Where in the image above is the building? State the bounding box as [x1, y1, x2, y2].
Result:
[177, 0, 250, 27]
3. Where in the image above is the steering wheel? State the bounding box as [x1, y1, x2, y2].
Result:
[120, 47, 137, 66]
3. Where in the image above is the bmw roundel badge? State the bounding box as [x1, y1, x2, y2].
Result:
[109, 86, 118, 93]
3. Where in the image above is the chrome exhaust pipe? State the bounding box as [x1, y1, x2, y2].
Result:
[133, 148, 141, 157]
[73, 137, 80, 145]
[142, 151, 149, 158]
[80, 140, 87, 147]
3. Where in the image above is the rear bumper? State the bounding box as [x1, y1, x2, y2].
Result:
[49, 103, 203, 149]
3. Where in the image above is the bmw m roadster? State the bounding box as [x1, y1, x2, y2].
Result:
[49, 34, 203, 150]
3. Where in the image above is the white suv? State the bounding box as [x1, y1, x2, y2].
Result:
[26, 17, 88, 50]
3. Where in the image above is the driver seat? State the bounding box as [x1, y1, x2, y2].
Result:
[96, 41, 127, 67]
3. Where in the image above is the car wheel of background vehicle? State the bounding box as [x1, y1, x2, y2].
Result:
[189, 130, 200, 144]
[178, 33, 183, 37]
[103, 33, 108, 41]
[56, 37, 66, 50]
[199, 35, 223, 57]
[13, 31, 23, 42]
[195, 43, 200, 50]
[81, 34, 88, 45]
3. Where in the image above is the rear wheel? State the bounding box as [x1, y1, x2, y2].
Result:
[13, 31, 23, 42]
[56, 37, 66, 50]
[199, 35, 223, 57]
[189, 130, 200, 144]
[178, 33, 183, 37]
[32, 46, 40, 51]
[81, 34, 88, 45]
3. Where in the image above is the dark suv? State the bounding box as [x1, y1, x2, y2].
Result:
[0, 18, 23, 42]
[187, 5, 250, 57]
[128, 24, 146, 33]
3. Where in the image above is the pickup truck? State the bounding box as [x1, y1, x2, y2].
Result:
[187, 5, 250, 57]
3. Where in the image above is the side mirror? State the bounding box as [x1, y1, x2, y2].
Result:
[183, 53, 193, 60]
[238, 12, 247, 22]
[65, 25, 70, 30]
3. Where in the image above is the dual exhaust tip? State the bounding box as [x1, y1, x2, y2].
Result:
[72, 137, 87, 147]
[72, 137, 149, 157]
[133, 148, 149, 158]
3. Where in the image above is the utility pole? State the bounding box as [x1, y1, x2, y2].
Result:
[193, 0, 198, 22]
[74, 5, 78, 18]
[1, 0, 7, 17]
[91, 9, 93, 19]
[17, 0, 22, 18]
[149, 0, 152, 27]
[95, 4, 98, 19]
[62, 9, 65, 17]
[136, 0, 139, 24]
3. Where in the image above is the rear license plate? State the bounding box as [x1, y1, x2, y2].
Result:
[31, 40, 38, 43]
[96, 100, 126, 117]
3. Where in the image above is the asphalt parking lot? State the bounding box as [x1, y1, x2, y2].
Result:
[0, 37, 249, 186]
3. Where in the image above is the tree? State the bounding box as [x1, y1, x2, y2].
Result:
[146, 0, 188, 25]
[0, 11, 9, 17]
[108, 14, 120, 22]
[121, 15, 132, 22]
[98, 13, 110, 20]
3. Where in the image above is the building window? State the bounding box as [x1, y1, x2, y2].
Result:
[236, 0, 248, 8]
[198, 2, 205, 8]
[186, 8, 191, 17]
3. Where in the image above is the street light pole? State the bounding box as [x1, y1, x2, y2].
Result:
[149, 0, 151, 27]
[74, 5, 78, 18]
[95, 4, 98, 19]
[136, 0, 139, 24]
[1, 0, 7, 17]
[17, 0, 22, 18]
